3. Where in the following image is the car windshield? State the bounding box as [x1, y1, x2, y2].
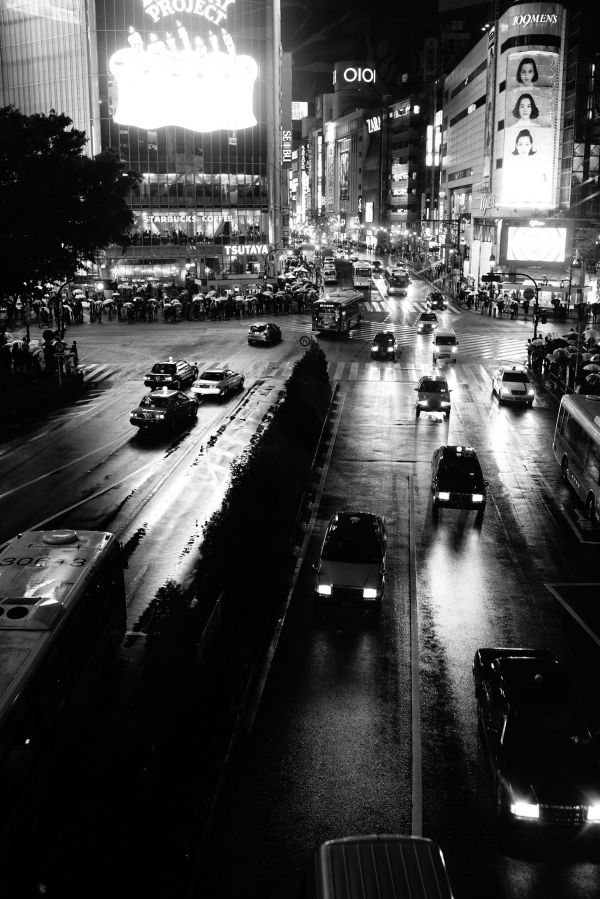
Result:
[502, 371, 529, 382]
[200, 371, 224, 381]
[420, 380, 448, 392]
[151, 363, 176, 374]
[420, 314, 437, 322]
[438, 456, 483, 491]
[141, 395, 170, 408]
[435, 336, 455, 345]
[374, 334, 394, 345]
[322, 517, 381, 564]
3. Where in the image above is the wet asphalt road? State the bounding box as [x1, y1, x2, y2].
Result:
[2, 269, 599, 899]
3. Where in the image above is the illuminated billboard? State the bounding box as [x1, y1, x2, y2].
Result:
[106, 0, 258, 132]
[499, 219, 573, 269]
[497, 3, 564, 210]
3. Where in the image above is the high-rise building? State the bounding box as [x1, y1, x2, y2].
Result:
[0, 0, 283, 285]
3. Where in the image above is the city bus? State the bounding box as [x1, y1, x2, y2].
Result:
[0, 528, 126, 891]
[388, 268, 411, 295]
[553, 394, 600, 520]
[352, 261, 372, 289]
[312, 290, 363, 334]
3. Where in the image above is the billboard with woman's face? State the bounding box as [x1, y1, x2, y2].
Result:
[497, 3, 564, 210]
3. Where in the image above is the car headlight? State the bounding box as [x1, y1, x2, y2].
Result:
[510, 802, 539, 819]
[371, 344, 379, 351]
[418, 399, 428, 407]
[587, 806, 600, 823]
[471, 494, 484, 503]
[316, 584, 332, 596]
[437, 491, 450, 501]
[500, 387, 512, 397]
[451, 346, 457, 353]
[527, 388, 534, 396]
[440, 401, 450, 407]
[363, 588, 378, 600]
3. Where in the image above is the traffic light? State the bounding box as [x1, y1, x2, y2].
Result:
[481, 273, 503, 283]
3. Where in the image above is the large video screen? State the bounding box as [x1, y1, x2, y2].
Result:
[505, 225, 567, 263]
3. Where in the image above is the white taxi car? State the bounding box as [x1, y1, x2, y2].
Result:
[491, 364, 535, 406]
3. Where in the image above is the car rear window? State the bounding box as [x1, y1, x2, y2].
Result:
[250, 325, 266, 332]
[151, 363, 176, 374]
[502, 371, 529, 382]
[142, 395, 170, 408]
[200, 371, 223, 381]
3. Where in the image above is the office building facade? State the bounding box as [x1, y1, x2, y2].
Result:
[0, 0, 282, 284]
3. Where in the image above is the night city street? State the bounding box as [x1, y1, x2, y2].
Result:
[2, 263, 600, 897]
[2, 0, 600, 895]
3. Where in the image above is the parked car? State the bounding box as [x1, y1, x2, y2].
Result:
[415, 375, 451, 418]
[314, 511, 387, 614]
[492, 364, 535, 406]
[248, 322, 282, 346]
[144, 358, 198, 390]
[130, 388, 198, 430]
[473, 647, 600, 839]
[431, 445, 487, 521]
[191, 368, 244, 401]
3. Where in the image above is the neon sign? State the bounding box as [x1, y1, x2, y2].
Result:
[109, 1, 257, 132]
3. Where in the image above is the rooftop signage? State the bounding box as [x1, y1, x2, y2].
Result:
[109, 0, 258, 132]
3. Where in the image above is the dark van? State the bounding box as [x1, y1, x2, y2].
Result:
[304, 834, 455, 899]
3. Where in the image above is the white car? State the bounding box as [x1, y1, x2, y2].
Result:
[191, 368, 244, 401]
[323, 266, 337, 284]
[491, 364, 535, 406]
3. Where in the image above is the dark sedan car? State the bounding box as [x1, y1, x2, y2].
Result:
[130, 389, 198, 430]
[143, 358, 198, 390]
[416, 311, 439, 333]
[248, 322, 282, 346]
[431, 445, 487, 521]
[426, 292, 448, 310]
[314, 511, 387, 614]
[370, 331, 396, 360]
[473, 647, 600, 839]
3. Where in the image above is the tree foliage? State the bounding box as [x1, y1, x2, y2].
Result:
[0, 106, 141, 297]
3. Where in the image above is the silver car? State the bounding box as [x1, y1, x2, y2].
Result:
[314, 511, 387, 614]
[191, 368, 244, 401]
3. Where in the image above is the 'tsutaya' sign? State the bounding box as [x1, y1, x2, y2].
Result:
[109, 0, 258, 131]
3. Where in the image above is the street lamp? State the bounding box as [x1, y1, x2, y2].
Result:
[511, 271, 540, 337]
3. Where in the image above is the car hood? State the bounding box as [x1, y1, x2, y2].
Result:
[504, 738, 600, 805]
[318, 560, 382, 588]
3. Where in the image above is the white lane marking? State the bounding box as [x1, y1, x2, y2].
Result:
[408, 473, 422, 837]
[545, 583, 600, 650]
[0, 435, 129, 500]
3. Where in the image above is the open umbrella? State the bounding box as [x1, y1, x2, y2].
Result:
[591, 354, 600, 362]
[583, 363, 600, 371]
[586, 373, 600, 383]
[551, 347, 570, 361]
[547, 337, 568, 349]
